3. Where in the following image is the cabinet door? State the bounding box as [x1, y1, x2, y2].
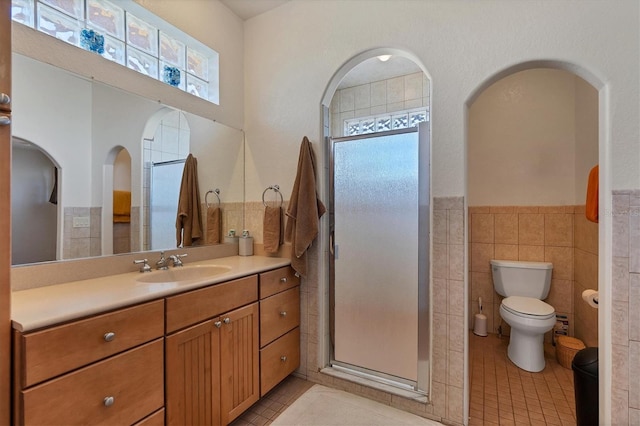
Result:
[220, 303, 259, 425]
[166, 320, 221, 426]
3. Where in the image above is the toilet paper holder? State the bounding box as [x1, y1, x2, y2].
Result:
[582, 289, 599, 308]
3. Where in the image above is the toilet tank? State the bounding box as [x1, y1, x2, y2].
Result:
[490, 260, 553, 299]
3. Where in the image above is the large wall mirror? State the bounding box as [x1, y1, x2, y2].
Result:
[11, 53, 244, 265]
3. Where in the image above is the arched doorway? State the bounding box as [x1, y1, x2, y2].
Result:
[321, 48, 431, 393]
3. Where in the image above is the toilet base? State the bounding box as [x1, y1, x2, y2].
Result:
[507, 329, 546, 372]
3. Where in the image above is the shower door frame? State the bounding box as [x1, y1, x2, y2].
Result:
[327, 125, 430, 394]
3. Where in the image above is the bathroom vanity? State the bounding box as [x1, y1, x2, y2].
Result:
[11, 256, 300, 425]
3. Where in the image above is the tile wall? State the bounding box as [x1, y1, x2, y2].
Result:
[329, 72, 429, 137]
[469, 206, 577, 339]
[63, 206, 102, 259]
[610, 190, 640, 425]
[573, 205, 599, 347]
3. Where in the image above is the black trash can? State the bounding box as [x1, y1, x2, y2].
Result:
[572, 347, 598, 426]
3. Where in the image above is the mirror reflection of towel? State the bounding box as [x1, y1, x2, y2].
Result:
[206, 206, 221, 244]
[285, 137, 326, 277]
[113, 190, 131, 223]
[263, 206, 283, 253]
[176, 154, 203, 247]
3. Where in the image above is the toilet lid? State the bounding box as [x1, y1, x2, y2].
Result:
[502, 296, 554, 317]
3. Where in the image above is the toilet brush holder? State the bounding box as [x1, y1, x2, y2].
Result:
[474, 313, 488, 337]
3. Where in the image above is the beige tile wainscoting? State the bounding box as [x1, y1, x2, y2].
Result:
[468, 206, 598, 347]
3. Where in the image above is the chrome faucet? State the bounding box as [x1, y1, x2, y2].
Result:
[156, 251, 187, 269]
[169, 253, 187, 267]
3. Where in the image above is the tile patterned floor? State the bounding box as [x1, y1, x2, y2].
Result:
[230, 376, 314, 426]
[234, 332, 577, 426]
[469, 332, 577, 426]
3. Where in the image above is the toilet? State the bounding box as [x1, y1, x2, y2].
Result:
[491, 259, 555, 372]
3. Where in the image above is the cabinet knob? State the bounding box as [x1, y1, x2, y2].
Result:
[279, 311, 287, 317]
[0, 116, 10, 126]
[280, 277, 287, 283]
[103, 332, 115, 342]
[103, 396, 115, 407]
[223, 317, 231, 324]
[214, 321, 222, 328]
[280, 356, 287, 362]
[0, 93, 9, 105]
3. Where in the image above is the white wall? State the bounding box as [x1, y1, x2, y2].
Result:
[11, 54, 92, 208]
[468, 68, 578, 206]
[574, 77, 599, 204]
[243, 0, 639, 201]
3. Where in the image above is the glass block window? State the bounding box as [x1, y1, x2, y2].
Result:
[12, 0, 219, 104]
[343, 109, 429, 137]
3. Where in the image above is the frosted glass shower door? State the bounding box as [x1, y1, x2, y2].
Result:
[150, 160, 184, 250]
[333, 129, 419, 382]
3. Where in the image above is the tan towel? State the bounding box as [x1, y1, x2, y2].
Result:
[285, 137, 326, 277]
[176, 154, 203, 247]
[264, 206, 283, 253]
[113, 190, 131, 223]
[206, 206, 221, 244]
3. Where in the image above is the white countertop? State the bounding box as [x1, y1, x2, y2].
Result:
[12, 255, 291, 332]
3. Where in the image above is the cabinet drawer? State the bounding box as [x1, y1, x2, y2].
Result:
[260, 327, 300, 396]
[134, 408, 165, 426]
[20, 339, 164, 426]
[260, 286, 300, 347]
[259, 267, 299, 299]
[166, 275, 258, 333]
[19, 299, 164, 387]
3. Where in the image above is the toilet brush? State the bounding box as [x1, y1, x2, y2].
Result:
[474, 297, 488, 336]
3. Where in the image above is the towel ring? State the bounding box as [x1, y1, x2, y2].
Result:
[262, 185, 283, 207]
[205, 188, 221, 208]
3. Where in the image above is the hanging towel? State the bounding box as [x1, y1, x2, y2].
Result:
[285, 137, 326, 277]
[113, 190, 131, 223]
[264, 205, 283, 253]
[205, 206, 222, 244]
[176, 154, 203, 247]
[585, 165, 598, 223]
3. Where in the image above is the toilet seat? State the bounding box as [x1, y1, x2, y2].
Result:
[502, 296, 554, 319]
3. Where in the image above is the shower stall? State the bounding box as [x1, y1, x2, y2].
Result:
[329, 124, 430, 392]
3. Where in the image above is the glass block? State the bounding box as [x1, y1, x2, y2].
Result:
[40, 0, 83, 19]
[12, 0, 34, 27]
[126, 12, 157, 56]
[80, 28, 105, 54]
[360, 118, 375, 134]
[86, 0, 124, 40]
[187, 47, 208, 81]
[101, 33, 125, 64]
[392, 113, 409, 129]
[409, 111, 427, 127]
[346, 120, 360, 136]
[162, 63, 184, 89]
[127, 46, 158, 79]
[186, 74, 209, 100]
[160, 32, 185, 68]
[37, 3, 81, 46]
[376, 116, 391, 132]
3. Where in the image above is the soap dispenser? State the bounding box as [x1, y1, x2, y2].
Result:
[239, 230, 254, 256]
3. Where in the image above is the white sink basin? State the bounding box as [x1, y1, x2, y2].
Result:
[135, 265, 231, 283]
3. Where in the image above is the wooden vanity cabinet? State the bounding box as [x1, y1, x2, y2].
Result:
[13, 300, 165, 425]
[165, 276, 259, 426]
[258, 267, 301, 396]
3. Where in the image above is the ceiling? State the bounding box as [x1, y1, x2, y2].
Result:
[220, 0, 289, 20]
[220, 1, 423, 88]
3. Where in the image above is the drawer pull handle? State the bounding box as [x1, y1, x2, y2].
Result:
[103, 396, 115, 407]
[0, 93, 9, 105]
[280, 311, 287, 317]
[214, 321, 222, 328]
[103, 332, 116, 342]
[280, 277, 287, 283]
[223, 317, 231, 324]
[0, 116, 10, 126]
[280, 356, 287, 362]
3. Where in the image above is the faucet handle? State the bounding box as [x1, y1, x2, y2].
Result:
[133, 259, 151, 273]
[170, 253, 188, 267]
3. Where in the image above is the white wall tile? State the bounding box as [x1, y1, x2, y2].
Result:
[340, 87, 355, 112]
[354, 84, 371, 110]
[370, 81, 386, 107]
[404, 73, 423, 101]
[387, 76, 404, 103]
